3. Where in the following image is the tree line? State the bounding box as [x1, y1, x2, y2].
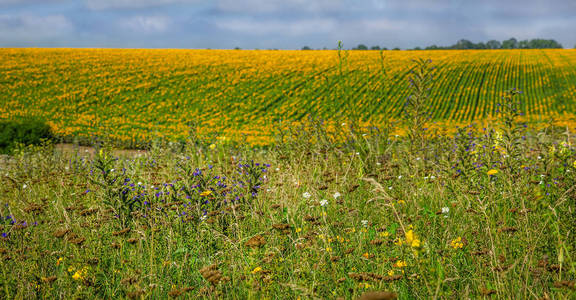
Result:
[301, 38, 564, 50]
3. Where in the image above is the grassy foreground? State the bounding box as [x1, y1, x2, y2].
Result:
[0, 108, 575, 299]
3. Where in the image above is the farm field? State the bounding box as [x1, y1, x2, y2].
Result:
[1, 48, 576, 146]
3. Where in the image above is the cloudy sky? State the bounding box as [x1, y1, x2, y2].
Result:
[0, 0, 574, 49]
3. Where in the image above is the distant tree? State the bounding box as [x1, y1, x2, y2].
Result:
[454, 39, 475, 49]
[425, 45, 441, 50]
[381, 47, 388, 50]
[486, 40, 501, 49]
[371, 46, 381, 50]
[392, 47, 400, 50]
[476, 42, 487, 49]
[413, 47, 422, 50]
[301, 46, 312, 50]
[518, 40, 529, 49]
[234, 47, 241, 50]
[354, 44, 368, 50]
[528, 39, 562, 49]
[501, 38, 518, 49]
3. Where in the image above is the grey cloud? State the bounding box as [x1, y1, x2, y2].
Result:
[0, 0, 66, 5]
[85, 0, 201, 10]
[216, 0, 344, 13]
[118, 15, 172, 33]
[215, 17, 338, 36]
[0, 14, 73, 42]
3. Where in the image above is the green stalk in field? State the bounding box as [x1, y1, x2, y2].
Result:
[404, 58, 435, 151]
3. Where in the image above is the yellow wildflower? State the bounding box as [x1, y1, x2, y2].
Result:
[450, 237, 464, 249]
[487, 169, 498, 176]
[405, 230, 421, 248]
[71, 267, 87, 281]
[251, 267, 262, 274]
[209, 144, 216, 150]
[72, 272, 83, 281]
[200, 190, 212, 197]
[393, 260, 407, 268]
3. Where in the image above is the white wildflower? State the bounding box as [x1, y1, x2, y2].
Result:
[361, 220, 369, 227]
[303, 192, 311, 199]
[333, 192, 341, 199]
[320, 199, 328, 207]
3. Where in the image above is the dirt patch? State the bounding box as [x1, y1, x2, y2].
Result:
[54, 143, 146, 158]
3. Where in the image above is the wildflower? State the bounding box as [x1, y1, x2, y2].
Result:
[22, 184, 27, 189]
[200, 190, 212, 197]
[387, 270, 395, 276]
[319, 199, 328, 207]
[71, 267, 88, 281]
[326, 247, 332, 252]
[251, 267, 262, 274]
[303, 192, 311, 199]
[57, 257, 63, 266]
[72, 271, 83, 281]
[450, 237, 464, 249]
[487, 169, 498, 176]
[441, 207, 450, 218]
[361, 220, 369, 227]
[333, 192, 341, 199]
[397, 200, 405, 205]
[397, 230, 421, 248]
[393, 260, 407, 268]
[296, 227, 302, 233]
[209, 144, 216, 150]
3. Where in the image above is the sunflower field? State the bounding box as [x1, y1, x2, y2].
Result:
[1, 48, 575, 146]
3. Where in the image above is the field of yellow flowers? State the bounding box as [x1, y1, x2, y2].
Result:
[1, 48, 575, 146]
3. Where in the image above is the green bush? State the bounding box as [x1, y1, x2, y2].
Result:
[0, 118, 53, 154]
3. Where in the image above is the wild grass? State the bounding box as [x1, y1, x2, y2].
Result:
[1, 104, 575, 299]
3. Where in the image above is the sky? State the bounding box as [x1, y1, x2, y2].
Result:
[0, 0, 574, 49]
